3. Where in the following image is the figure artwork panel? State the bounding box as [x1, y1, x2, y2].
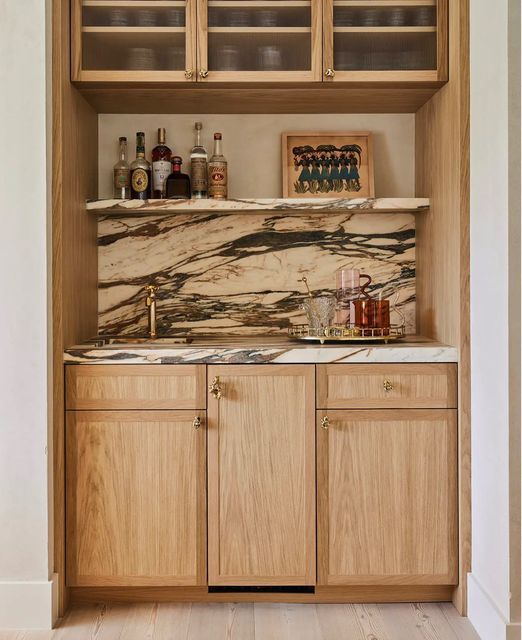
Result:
[282, 132, 375, 199]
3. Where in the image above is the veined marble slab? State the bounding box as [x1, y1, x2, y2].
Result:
[64, 340, 457, 365]
[98, 211, 416, 336]
[88, 197, 430, 215]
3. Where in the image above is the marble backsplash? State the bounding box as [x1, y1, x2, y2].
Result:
[98, 212, 416, 336]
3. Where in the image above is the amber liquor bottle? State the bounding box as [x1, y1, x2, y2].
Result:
[165, 156, 191, 199]
[151, 127, 172, 198]
[130, 132, 151, 200]
[208, 133, 227, 199]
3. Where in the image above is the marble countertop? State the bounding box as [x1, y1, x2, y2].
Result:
[64, 335, 457, 365]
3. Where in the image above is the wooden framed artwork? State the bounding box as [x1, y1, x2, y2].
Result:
[282, 132, 375, 199]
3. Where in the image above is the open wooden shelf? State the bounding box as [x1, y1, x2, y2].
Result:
[333, 26, 436, 33]
[208, 26, 311, 33]
[87, 197, 430, 215]
[83, 26, 186, 32]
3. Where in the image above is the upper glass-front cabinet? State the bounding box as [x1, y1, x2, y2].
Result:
[196, 0, 322, 81]
[72, 0, 197, 80]
[323, 0, 447, 81]
[71, 0, 447, 82]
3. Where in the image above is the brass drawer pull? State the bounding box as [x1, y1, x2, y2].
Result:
[325, 68, 335, 78]
[184, 69, 194, 79]
[383, 379, 394, 392]
[193, 416, 201, 430]
[209, 376, 223, 400]
[199, 69, 209, 79]
[321, 416, 330, 430]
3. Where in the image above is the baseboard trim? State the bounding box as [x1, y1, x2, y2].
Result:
[0, 573, 58, 629]
[70, 584, 453, 605]
[468, 573, 521, 640]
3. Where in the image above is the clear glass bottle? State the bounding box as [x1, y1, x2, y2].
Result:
[208, 133, 227, 199]
[165, 156, 191, 199]
[113, 136, 130, 199]
[130, 132, 151, 200]
[190, 122, 208, 199]
[151, 127, 172, 198]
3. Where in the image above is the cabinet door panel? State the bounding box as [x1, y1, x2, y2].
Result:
[197, 0, 322, 82]
[318, 409, 457, 586]
[67, 410, 206, 586]
[208, 365, 315, 585]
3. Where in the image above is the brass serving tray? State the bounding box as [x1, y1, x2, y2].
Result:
[288, 324, 406, 344]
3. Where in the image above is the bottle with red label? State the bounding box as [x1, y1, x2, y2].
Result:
[208, 133, 227, 199]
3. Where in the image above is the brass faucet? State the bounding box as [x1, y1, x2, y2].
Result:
[145, 284, 159, 338]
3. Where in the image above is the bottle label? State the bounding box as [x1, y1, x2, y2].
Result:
[191, 158, 208, 192]
[152, 161, 171, 195]
[208, 163, 227, 198]
[132, 168, 149, 193]
[114, 168, 129, 190]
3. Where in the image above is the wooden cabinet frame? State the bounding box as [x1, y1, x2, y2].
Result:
[322, 0, 448, 83]
[71, 0, 198, 82]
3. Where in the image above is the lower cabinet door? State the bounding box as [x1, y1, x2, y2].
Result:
[317, 409, 458, 586]
[66, 410, 206, 586]
[208, 365, 316, 585]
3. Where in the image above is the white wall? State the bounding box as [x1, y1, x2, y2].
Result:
[469, 0, 521, 638]
[0, 0, 55, 630]
[99, 113, 415, 199]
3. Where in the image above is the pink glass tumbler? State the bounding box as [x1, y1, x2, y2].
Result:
[335, 268, 372, 324]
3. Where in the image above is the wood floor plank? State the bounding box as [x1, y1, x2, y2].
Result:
[154, 603, 192, 639]
[352, 604, 391, 640]
[283, 604, 323, 640]
[315, 604, 366, 640]
[254, 603, 289, 640]
[439, 604, 481, 640]
[0, 602, 482, 640]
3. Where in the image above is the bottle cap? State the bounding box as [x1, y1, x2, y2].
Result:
[136, 131, 145, 137]
[119, 136, 127, 142]
[214, 133, 222, 140]
[172, 156, 183, 164]
[195, 122, 203, 130]
[158, 127, 166, 143]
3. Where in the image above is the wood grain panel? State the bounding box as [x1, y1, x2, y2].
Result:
[53, 0, 100, 615]
[66, 410, 206, 586]
[69, 585, 454, 604]
[74, 84, 445, 114]
[208, 365, 315, 585]
[317, 364, 457, 409]
[66, 364, 206, 409]
[317, 409, 458, 586]
[415, 0, 470, 614]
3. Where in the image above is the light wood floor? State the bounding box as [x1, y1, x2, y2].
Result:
[0, 603, 481, 640]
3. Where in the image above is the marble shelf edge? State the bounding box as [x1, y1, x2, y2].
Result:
[86, 197, 430, 215]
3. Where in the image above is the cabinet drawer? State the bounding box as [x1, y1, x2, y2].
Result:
[66, 365, 206, 410]
[317, 364, 457, 409]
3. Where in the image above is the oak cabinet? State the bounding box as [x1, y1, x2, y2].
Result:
[71, 0, 448, 83]
[207, 364, 316, 585]
[66, 410, 206, 586]
[317, 408, 458, 586]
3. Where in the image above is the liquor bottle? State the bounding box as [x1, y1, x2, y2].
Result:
[151, 127, 172, 198]
[208, 133, 227, 199]
[113, 136, 130, 199]
[130, 132, 151, 200]
[190, 122, 208, 198]
[165, 156, 191, 199]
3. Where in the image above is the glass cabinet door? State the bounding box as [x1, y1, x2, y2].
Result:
[323, 0, 447, 81]
[72, 0, 197, 81]
[197, 0, 322, 81]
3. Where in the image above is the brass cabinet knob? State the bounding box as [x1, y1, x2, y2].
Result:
[199, 69, 209, 79]
[383, 379, 394, 392]
[325, 68, 335, 78]
[209, 376, 223, 400]
[184, 69, 194, 79]
[193, 416, 201, 430]
[321, 416, 330, 430]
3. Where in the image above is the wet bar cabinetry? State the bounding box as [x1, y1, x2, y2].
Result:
[65, 362, 457, 596]
[72, 0, 447, 84]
